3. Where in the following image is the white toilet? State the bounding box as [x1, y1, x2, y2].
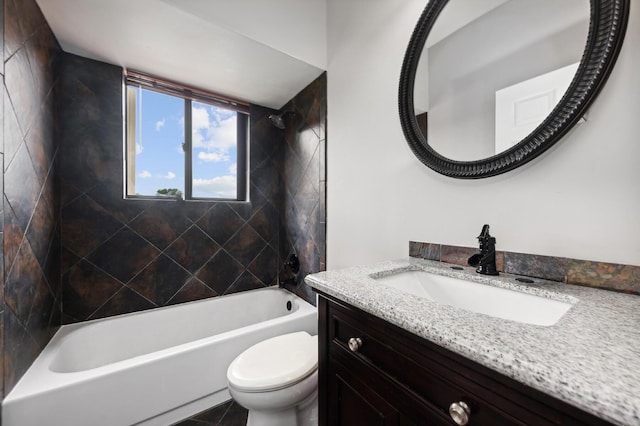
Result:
[226, 331, 318, 426]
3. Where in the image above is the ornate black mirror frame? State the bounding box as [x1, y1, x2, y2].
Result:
[399, 0, 630, 179]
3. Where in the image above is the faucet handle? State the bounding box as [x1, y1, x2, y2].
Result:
[468, 253, 482, 267]
[478, 224, 491, 239]
[284, 254, 300, 274]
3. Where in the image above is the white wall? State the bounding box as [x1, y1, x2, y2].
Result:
[326, 0, 640, 269]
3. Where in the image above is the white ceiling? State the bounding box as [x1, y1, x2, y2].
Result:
[36, 0, 326, 109]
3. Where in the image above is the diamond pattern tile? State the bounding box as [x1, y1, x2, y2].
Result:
[5, 239, 41, 325]
[197, 203, 244, 246]
[89, 286, 156, 320]
[129, 204, 191, 250]
[26, 276, 57, 347]
[4, 46, 38, 134]
[248, 246, 278, 286]
[87, 227, 160, 283]
[251, 157, 280, 202]
[5, 143, 41, 232]
[25, 195, 55, 269]
[2, 0, 63, 397]
[278, 74, 327, 301]
[128, 254, 190, 306]
[4, 85, 25, 169]
[225, 271, 264, 295]
[182, 201, 213, 223]
[164, 226, 220, 273]
[167, 278, 217, 306]
[62, 260, 124, 321]
[87, 183, 149, 224]
[197, 251, 245, 295]
[62, 194, 124, 258]
[3, 308, 39, 394]
[249, 201, 278, 244]
[3, 201, 24, 276]
[223, 224, 266, 266]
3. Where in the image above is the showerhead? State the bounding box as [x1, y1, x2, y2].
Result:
[269, 114, 286, 129]
[268, 110, 294, 129]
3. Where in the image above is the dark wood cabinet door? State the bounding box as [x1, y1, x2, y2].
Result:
[329, 357, 399, 426]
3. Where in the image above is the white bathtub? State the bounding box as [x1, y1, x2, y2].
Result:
[2, 287, 317, 426]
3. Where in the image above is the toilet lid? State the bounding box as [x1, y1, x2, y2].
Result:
[227, 332, 318, 392]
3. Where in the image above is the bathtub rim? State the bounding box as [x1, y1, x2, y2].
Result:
[50, 286, 310, 373]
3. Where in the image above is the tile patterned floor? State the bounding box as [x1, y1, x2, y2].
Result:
[172, 400, 248, 426]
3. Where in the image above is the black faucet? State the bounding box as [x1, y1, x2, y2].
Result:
[279, 254, 300, 288]
[468, 224, 499, 275]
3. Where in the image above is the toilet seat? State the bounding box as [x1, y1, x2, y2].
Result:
[227, 332, 318, 393]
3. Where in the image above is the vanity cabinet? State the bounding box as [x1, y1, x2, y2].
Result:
[317, 294, 612, 426]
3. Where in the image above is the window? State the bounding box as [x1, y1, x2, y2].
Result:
[125, 71, 249, 201]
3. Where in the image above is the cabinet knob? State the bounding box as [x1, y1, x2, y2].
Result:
[348, 337, 363, 352]
[449, 401, 471, 425]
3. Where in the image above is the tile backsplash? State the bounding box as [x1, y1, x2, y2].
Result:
[410, 241, 640, 295]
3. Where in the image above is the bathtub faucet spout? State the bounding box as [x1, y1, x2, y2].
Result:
[279, 278, 297, 288]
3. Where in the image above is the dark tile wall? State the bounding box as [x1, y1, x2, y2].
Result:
[59, 53, 288, 323]
[278, 73, 327, 304]
[410, 241, 640, 295]
[2, 0, 62, 397]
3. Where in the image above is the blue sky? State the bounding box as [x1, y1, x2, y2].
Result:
[132, 88, 238, 198]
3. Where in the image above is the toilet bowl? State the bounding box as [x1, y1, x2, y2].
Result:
[226, 331, 318, 426]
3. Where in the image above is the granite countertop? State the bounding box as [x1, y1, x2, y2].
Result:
[304, 258, 640, 426]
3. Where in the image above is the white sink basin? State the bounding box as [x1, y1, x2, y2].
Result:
[374, 270, 573, 326]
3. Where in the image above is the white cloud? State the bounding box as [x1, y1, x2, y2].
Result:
[191, 106, 237, 151]
[161, 171, 176, 180]
[228, 163, 237, 176]
[138, 170, 152, 178]
[193, 175, 237, 198]
[182, 106, 239, 169]
[191, 107, 210, 148]
[208, 115, 237, 149]
[155, 118, 165, 131]
[198, 151, 230, 162]
[192, 107, 211, 131]
[136, 143, 144, 155]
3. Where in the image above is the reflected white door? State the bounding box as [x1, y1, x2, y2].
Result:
[495, 62, 579, 153]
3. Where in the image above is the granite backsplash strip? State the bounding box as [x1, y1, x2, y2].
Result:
[409, 241, 640, 295]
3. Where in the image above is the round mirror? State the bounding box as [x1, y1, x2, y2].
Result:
[399, 0, 629, 178]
